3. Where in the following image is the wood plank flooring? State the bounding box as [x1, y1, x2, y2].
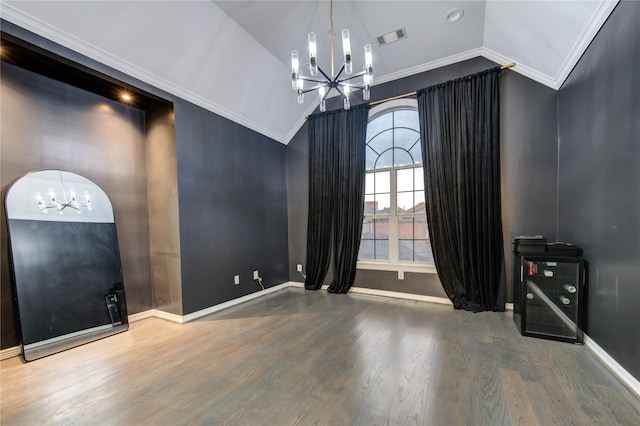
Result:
[1, 288, 639, 425]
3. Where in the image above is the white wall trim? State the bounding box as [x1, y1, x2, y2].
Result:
[181, 282, 291, 323]
[0, 346, 22, 361]
[350, 286, 453, 306]
[373, 48, 485, 87]
[553, 0, 619, 89]
[480, 47, 559, 90]
[584, 334, 640, 399]
[127, 310, 155, 323]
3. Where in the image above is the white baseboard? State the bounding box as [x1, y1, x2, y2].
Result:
[584, 335, 640, 399]
[180, 282, 290, 323]
[0, 345, 21, 361]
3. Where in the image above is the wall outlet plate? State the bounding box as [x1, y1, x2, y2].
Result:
[234, 275, 240, 285]
[398, 271, 404, 280]
[253, 270, 259, 280]
[297, 264, 303, 272]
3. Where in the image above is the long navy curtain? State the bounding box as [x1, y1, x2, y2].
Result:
[305, 104, 370, 293]
[417, 67, 505, 312]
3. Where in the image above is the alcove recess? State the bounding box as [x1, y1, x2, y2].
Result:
[0, 32, 183, 341]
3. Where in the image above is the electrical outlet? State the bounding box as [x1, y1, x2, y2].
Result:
[297, 264, 303, 272]
[253, 270, 259, 280]
[234, 275, 240, 285]
[398, 271, 404, 280]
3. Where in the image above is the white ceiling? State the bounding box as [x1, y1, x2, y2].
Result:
[1, 1, 619, 144]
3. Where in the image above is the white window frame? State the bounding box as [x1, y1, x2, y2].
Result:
[357, 99, 436, 274]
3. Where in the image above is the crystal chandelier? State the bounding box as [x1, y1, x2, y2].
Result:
[291, 0, 373, 112]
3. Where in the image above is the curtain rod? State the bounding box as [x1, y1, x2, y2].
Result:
[369, 62, 516, 106]
[306, 62, 516, 117]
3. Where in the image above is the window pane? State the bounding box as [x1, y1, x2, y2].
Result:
[414, 216, 428, 239]
[394, 109, 419, 130]
[399, 239, 414, 261]
[414, 191, 426, 213]
[397, 192, 414, 214]
[365, 173, 375, 194]
[397, 168, 414, 192]
[414, 240, 433, 263]
[375, 193, 390, 214]
[358, 240, 375, 260]
[376, 149, 393, 169]
[414, 167, 424, 191]
[398, 217, 415, 239]
[394, 128, 420, 153]
[361, 217, 375, 239]
[367, 113, 392, 142]
[409, 143, 423, 165]
[367, 129, 393, 157]
[366, 146, 377, 170]
[364, 195, 376, 214]
[393, 148, 413, 167]
[374, 171, 390, 193]
[375, 240, 389, 260]
[374, 218, 389, 239]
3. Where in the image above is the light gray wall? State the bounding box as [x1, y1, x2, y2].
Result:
[557, 0, 640, 380]
[287, 57, 559, 302]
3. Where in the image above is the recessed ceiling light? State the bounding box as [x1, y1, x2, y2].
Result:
[121, 93, 132, 102]
[444, 8, 464, 23]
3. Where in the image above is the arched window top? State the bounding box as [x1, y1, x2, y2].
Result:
[366, 99, 421, 171]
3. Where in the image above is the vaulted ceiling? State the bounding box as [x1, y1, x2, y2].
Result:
[1, 1, 618, 144]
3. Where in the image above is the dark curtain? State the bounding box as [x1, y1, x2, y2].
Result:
[417, 67, 505, 312]
[305, 104, 369, 293]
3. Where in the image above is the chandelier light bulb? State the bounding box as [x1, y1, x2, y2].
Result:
[342, 29, 352, 75]
[291, 50, 299, 89]
[308, 32, 318, 76]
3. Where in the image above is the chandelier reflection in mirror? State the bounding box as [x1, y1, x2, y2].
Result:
[36, 188, 92, 215]
[291, 0, 373, 112]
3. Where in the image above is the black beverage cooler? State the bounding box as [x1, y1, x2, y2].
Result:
[513, 238, 585, 344]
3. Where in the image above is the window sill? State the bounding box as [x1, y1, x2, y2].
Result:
[356, 261, 437, 274]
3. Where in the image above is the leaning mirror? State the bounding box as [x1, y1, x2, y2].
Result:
[5, 170, 128, 361]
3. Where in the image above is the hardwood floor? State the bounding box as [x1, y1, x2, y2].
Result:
[1, 288, 639, 425]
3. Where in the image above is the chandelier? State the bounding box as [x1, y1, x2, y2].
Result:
[291, 0, 373, 112]
[36, 188, 92, 215]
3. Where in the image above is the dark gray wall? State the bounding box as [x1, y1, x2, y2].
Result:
[2, 23, 290, 343]
[1, 62, 152, 348]
[287, 57, 559, 302]
[558, 0, 640, 380]
[175, 101, 289, 315]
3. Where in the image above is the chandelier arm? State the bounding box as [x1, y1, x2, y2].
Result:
[299, 75, 330, 84]
[315, 66, 333, 83]
[334, 85, 347, 98]
[332, 64, 346, 82]
[302, 84, 331, 94]
[337, 71, 368, 83]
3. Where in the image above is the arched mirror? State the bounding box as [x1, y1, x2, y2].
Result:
[5, 170, 128, 361]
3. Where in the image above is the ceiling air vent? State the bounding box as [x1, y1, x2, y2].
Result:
[375, 27, 407, 47]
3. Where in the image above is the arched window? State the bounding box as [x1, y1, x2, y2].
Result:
[359, 99, 433, 265]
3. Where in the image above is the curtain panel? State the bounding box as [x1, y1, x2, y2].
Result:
[305, 104, 370, 293]
[417, 67, 505, 312]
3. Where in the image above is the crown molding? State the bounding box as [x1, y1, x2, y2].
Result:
[554, 0, 619, 89]
[373, 48, 485, 87]
[481, 47, 559, 89]
[0, 3, 288, 144]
